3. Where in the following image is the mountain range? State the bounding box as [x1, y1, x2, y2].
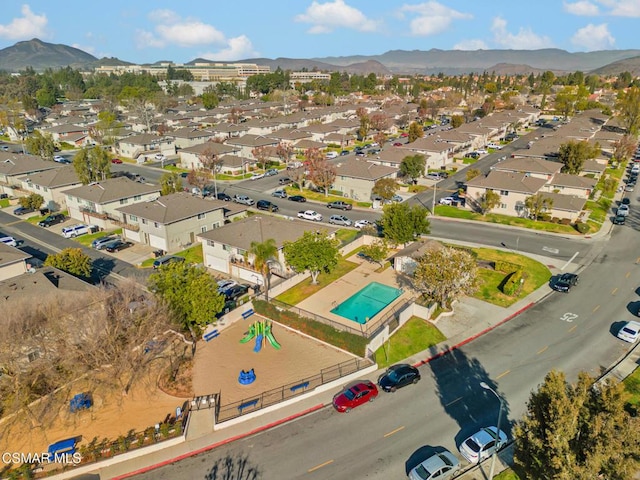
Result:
[2, 38, 640, 77]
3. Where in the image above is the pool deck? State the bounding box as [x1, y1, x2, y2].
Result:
[296, 252, 416, 336]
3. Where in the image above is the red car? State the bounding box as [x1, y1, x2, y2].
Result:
[111, 158, 123, 164]
[393, 142, 403, 147]
[332, 381, 378, 412]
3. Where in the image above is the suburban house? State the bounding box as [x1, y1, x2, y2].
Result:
[116, 133, 176, 160]
[0, 242, 32, 281]
[62, 177, 161, 230]
[198, 215, 338, 285]
[399, 137, 454, 169]
[223, 134, 279, 159]
[543, 173, 597, 198]
[42, 124, 92, 145]
[178, 141, 239, 170]
[20, 165, 82, 211]
[492, 157, 562, 181]
[0, 153, 59, 197]
[116, 192, 226, 253]
[169, 128, 218, 149]
[333, 157, 398, 202]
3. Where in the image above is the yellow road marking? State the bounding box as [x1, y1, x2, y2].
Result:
[593, 305, 600, 313]
[626, 271, 631, 278]
[445, 396, 462, 407]
[497, 370, 510, 379]
[384, 426, 405, 438]
[569, 325, 577, 332]
[537, 346, 548, 354]
[611, 287, 618, 295]
[308, 460, 334, 473]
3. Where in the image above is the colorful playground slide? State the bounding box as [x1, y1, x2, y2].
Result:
[240, 324, 256, 343]
[253, 334, 263, 353]
[264, 324, 281, 350]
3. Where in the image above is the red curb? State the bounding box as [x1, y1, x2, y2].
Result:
[111, 403, 325, 480]
[412, 302, 535, 368]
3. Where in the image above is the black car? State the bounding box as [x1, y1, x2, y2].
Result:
[288, 195, 307, 203]
[224, 284, 250, 301]
[622, 197, 631, 205]
[256, 200, 278, 212]
[104, 239, 132, 252]
[278, 177, 293, 185]
[550, 273, 578, 293]
[216, 192, 232, 201]
[38, 213, 65, 227]
[13, 206, 34, 216]
[377, 364, 421, 392]
[613, 214, 626, 225]
[559, 272, 579, 286]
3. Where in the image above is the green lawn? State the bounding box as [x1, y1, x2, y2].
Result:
[623, 365, 640, 411]
[334, 228, 359, 245]
[373, 316, 446, 368]
[470, 247, 552, 307]
[0, 198, 9, 208]
[74, 228, 122, 247]
[275, 256, 359, 305]
[139, 244, 203, 268]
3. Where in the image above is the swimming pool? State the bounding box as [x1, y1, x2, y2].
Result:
[330, 282, 403, 324]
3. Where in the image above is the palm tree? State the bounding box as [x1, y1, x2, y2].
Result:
[249, 238, 278, 301]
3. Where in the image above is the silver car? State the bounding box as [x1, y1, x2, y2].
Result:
[329, 215, 352, 226]
[408, 449, 460, 480]
[233, 195, 255, 206]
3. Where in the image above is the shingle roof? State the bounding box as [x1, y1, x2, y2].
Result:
[494, 157, 562, 175]
[335, 158, 398, 180]
[24, 165, 81, 188]
[62, 177, 160, 204]
[0, 242, 30, 267]
[549, 173, 597, 189]
[539, 192, 586, 212]
[467, 170, 547, 194]
[0, 153, 59, 176]
[116, 192, 223, 224]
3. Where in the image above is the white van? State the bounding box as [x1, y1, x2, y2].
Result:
[0, 236, 18, 247]
[62, 224, 97, 239]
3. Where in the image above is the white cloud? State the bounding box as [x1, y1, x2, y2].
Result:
[605, 0, 640, 17]
[563, 1, 600, 15]
[155, 21, 225, 47]
[453, 39, 489, 50]
[199, 36, 259, 61]
[294, 0, 378, 34]
[490, 16, 554, 49]
[571, 23, 615, 50]
[0, 4, 48, 40]
[400, 1, 472, 36]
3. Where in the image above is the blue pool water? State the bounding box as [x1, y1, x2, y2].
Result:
[330, 282, 403, 324]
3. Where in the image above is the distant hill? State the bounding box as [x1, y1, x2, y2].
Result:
[591, 55, 640, 76]
[487, 63, 547, 76]
[0, 38, 97, 72]
[215, 57, 391, 75]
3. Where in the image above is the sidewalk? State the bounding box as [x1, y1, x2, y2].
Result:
[52, 250, 636, 480]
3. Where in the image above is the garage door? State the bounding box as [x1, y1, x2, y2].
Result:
[149, 234, 166, 251]
[205, 254, 228, 274]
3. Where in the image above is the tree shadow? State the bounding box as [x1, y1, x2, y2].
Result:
[205, 452, 262, 480]
[428, 347, 514, 449]
[91, 257, 116, 282]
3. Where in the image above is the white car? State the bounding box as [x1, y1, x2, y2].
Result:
[297, 210, 323, 222]
[459, 426, 507, 464]
[154, 153, 166, 161]
[329, 215, 352, 226]
[439, 196, 456, 205]
[618, 204, 630, 217]
[326, 151, 338, 159]
[53, 155, 68, 163]
[354, 219, 374, 229]
[486, 143, 503, 150]
[408, 449, 460, 480]
[475, 148, 488, 155]
[617, 321, 640, 343]
[250, 172, 264, 180]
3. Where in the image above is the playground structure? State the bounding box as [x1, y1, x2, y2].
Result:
[239, 319, 281, 353]
[238, 369, 256, 385]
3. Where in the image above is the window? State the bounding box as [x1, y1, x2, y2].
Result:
[154, 222, 159, 228]
[500, 203, 507, 209]
[201, 226, 207, 233]
[141, 219, 147, 225]
[499, 190, 509, 196]
[197, 213, 205, 220]
[134, 195, 142, 201]
[212, 222, 221, 229]
[129, 215, 138, 222]
[119, 198, 129, 205]
[207, 240, 215, 247]
[222, 244, 231, 251]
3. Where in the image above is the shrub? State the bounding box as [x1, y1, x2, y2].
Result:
[560, 218, 572, 225]
[494, 260, 520, 273]
[574, 221, 589, 234]
[501, 269, 524, 296]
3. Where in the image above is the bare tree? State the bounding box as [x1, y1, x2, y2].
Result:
[198, 143, 223, 197]
[186, 169, 210, 197]
[276, 142, 294, 165]
[251, 145, 269, 169]
[306, 148, 336, 196]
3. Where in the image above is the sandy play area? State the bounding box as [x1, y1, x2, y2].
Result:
[0, 315, 358, 464]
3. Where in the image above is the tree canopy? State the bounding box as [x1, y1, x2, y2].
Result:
[249, 238, 278, 301]
[73, 146, 111, 184]
[558, 140, 599, 174]
[616, 86, 640, 136]
[412, 245, 477, 308]
[379, 202, 430, 245]
[514, 370, 640, 480]
[525, 193, 553, 221]
[282, 230, 339, 284]
[148, 262, 225, 336]
[25, 131, 55, 160]
[44, 248, 92, 280]
[159, 171, 183, 196]
[372, 178, 399, 201]
[400, 154, 426, 183]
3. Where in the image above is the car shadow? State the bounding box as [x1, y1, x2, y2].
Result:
[610, 321, 628, 338]
[627, 301, 640, 316]
[405, 445, 449, 475]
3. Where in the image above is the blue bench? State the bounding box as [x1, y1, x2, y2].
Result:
[203, 330, 219, 342]
[241, 309, 255, 320]
[238, 398, 259, 413]
[290, 381, 309, 393]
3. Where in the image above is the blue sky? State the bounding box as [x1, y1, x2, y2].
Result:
[0, 1, 638, 64]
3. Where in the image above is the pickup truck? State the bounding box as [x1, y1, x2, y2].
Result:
[297, 210, 323, 222]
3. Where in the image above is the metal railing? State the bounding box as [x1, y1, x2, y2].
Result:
[215, 357, 373, 423]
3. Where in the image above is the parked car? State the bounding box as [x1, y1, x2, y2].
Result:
[233, 195, 255, 206]
[256, 200, 278, 212]
[354, 219, 375, 229]
[53, 155, 70, 164]
[618, 204, 630, 217]
[104, 239, 132, 252]
[486, 142, 503, 150]
[332, 381, 378, 412]
[154, 153, 166, 161]
[217, 279, 237, 292]
[215, 192, 232, 201]
[13, 206, 34, 216]
[617, 320, 640, 343]
[329, 215, 352, 226]
[326, 151, 338, 159]
[278, 177, 293, 185]
[439, 196, 456, 205]
[550, 273, 578, 293]
[393, 142, 403, 147]
[475, 148, 488, 154]
[559, 273, 579, 286]
[288, 195, 307, 203]
[408, 449, 460, 480]
[38, 213, 65, 228]
[111, 158, 123, 164]
[272, 189, 287, 198]
[426, 173, 443, 181]
[340, 150, 349, 156]
[327, 201, 352, 210]
[153, 255, 185, 269]
[613, 214, 626, 225]
[465, 152, 480, 159]
[224, 283, 250, 301]
[298, 210, 322, 221]
[377, 364, 421, 392]
[458, 426, 507, 464]
[0, 236, 18, 247]
[61, 224, 97, 238]
[250, 172, 264, 181]
[92, 235, 119, 250]
[264, 168, 279, 177]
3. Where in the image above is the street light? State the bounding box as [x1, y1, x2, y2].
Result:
[480, 382, 504, 480]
